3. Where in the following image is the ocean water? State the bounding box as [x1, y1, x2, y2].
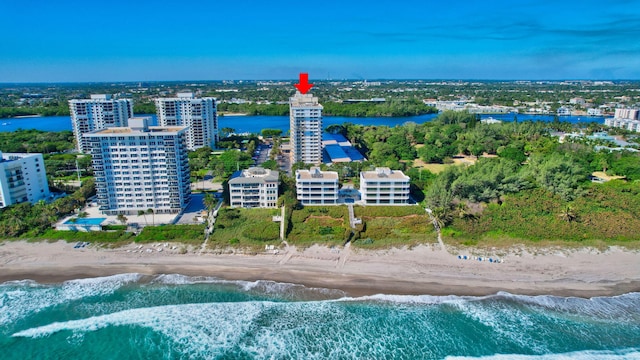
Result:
[1, 274, 638, 359]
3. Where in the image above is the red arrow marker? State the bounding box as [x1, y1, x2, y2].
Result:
[294, 73, 314, 94]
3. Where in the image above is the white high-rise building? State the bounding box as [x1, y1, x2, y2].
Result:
[360, 167, 410, 205]
[295, 167, 339, 205]
[0, 152, 50, 208]
[85, 117, 191, 215]
[69, 94, 133, 153]
[290, 92, 323, 164]
[228, 167, 279, 208]
[155, 92, 218, 150]
[605, 108, 640, 132]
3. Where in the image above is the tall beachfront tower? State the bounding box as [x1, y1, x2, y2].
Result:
[69, 94, 133, 153]
[289, 92, 323, 164]
[154, 92, 218, 150]
[0, 152, 50, 208]
[85, 117, 191, 216]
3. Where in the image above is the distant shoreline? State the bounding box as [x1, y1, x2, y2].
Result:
[219, 113, 248, 116]
[12, 115, 43, 119]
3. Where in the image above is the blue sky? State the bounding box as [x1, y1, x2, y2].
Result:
[1, 0, 639, 82]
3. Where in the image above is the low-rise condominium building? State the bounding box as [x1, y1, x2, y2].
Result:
[228, 167, 279, 208]
[360, 167, 410, 205]
[295, 167, 339, 205]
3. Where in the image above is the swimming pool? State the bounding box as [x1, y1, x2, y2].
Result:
[63, 218, 106, 225]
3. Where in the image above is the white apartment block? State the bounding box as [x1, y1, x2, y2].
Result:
[605, 118, 640, 132]
[606, 108, 640, 132]
[228, 167, 279, 208]
[0, 152, 50, 208]
[295, 167, 339, 205]
[155, 92, 218, 150]
[69, 94, 133, 153]
[614, 108, 639, 120]
[360, 167, 410, 205]
[86, 117, 191, 215]
[290, 92, 323, 164]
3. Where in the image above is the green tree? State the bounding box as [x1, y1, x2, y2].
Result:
[137, 209, 147, 224]
[147, 209, 155, 226]
[527, 153, 589, 201]
[261, 129, 283, 137]
[117, 214, 128, 225]
[203, 193, 217, 216]
[220, 127, 235, 137]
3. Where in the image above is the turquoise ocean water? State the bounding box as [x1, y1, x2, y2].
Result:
[1, 274, 638, 359]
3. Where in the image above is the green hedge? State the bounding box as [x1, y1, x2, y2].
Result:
[449, 182, 640, 244]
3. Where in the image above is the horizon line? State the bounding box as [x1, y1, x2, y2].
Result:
[1, 78, 640, 85]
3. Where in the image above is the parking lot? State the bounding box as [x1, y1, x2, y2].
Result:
[253, 144, 271, 166]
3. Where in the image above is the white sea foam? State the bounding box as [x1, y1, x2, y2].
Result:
[336, 293, 478, 305]
[12, 300, 340, 358]
[0, 273, 142, 327]
[491, 292, 640, 322]
[445, 348, 640, 360]
[10, 295, 640, 359]
[150, 274, 346, 299]
[336, 291, 640, 316]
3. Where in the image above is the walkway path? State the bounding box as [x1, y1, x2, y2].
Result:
[199, 199, 223, 255]
[425, 208, 446, 251]
[347, 204, 360, 229]
[337, 241, 351, 270]
[278, 240, 295, 265]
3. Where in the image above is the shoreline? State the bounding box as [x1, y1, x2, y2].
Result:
[1, 241, 639, 298]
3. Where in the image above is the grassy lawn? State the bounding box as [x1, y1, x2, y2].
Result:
[24, 224, 207, 247]
[287, 206, 349, 247]
[27, 229, 134, 247]
[209, 208, 281, 249]
[354, 207, 436, 248]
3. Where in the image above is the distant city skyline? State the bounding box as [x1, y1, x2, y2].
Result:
[1, 0, 639, 82]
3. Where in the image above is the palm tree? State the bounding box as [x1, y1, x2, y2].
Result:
[116, 214, 128, 226]
[137, 209, 147, 224]
[558, 206, 577, 223]
[147, 208, 155, 226]
[456, 202, 468, 219]
[430, 207, 448, 231]
[203, 193, 216, 216]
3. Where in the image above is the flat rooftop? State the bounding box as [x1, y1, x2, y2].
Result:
[88, 126, 186, 135]
[229, 167, 279, 183]
[290, 93, 322, 108]
[361, 168, 409, 180]
[296, 168, 339, 180]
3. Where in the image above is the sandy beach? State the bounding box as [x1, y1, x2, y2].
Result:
[1, 240, 639, 298]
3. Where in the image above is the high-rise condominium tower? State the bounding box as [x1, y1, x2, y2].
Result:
[155, 92, 218, 150]
[86, 117, 191, 215]
[69, 94, 133, 153]
[289, 92, 323, 164]
[0, 152, 50, 208]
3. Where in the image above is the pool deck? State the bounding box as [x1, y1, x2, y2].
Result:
[71, 194, 207, 228]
